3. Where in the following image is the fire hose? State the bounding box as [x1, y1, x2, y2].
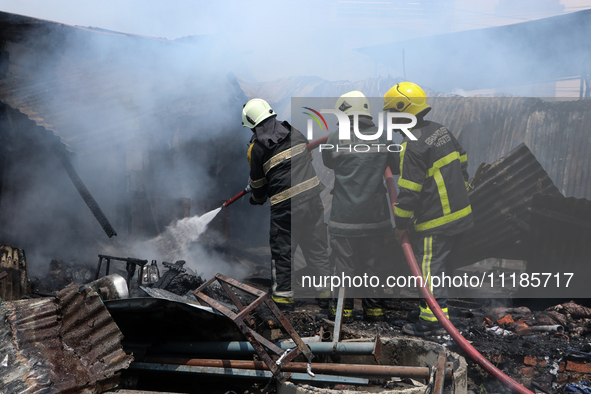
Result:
[384, 166, 533, 394]
[223, 135, 532, 393]
[222, 136, 330, 208]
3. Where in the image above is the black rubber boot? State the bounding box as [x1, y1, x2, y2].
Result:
[402, 320, 446, 337]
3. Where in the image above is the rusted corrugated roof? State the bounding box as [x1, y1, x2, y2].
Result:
[449, 143, 562, 271]
[0, 284, 132, 393]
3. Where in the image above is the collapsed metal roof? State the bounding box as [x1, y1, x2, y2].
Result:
[356, 9, 591, 92]
[0, 284, 132, 393]
[0, 11, 247, 155]
[449, 143, 562, 271]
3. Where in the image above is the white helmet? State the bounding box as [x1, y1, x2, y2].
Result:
[335, 91, 371, 117]
[242, 98, 276, 128]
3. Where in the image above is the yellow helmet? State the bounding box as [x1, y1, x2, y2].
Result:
[242, 98, 276, 128]
[383, 82, 431, 118]
[335, 90, 371, 117]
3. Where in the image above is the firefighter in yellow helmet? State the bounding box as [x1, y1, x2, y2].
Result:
[242, 98, 330, 312]
[383, 82, 473, 336]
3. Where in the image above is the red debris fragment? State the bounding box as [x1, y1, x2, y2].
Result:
[514, 322, 532, 335]
[524, 356, 537, 366]
[497, 315, 515, 325]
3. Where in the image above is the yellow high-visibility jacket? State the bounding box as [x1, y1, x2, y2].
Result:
[393, 120, 473, 236]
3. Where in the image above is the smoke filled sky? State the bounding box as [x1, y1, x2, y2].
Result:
[1, 0, 590, 82]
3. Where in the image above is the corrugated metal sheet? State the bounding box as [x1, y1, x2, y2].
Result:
[0, 284, 133, 393]
[428, 97, 591, 200]
[0, 245, 28, 300]
[449, 143, 562, 271]
[0, 297, 60, 394]
[57, 285, 133, 387]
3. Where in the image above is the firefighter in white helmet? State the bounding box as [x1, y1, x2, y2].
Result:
[321, 91, 398, 322]
[383, 82, 473, 336]
[242, 98, 330, 311]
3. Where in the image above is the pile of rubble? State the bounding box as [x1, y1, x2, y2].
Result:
[4, 248, 591, 394]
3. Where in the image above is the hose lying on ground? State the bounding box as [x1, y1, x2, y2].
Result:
[384, 167, 533, 394]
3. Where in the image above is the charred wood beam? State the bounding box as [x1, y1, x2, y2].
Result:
[53, 141, 117, 238]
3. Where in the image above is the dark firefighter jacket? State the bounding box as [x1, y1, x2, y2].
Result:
[393, 120, 473, 236]
[322, 117, 397, 237]
[248, 117, 323, 211]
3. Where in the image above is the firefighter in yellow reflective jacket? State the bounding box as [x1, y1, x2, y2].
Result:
[383, 82, 474, 336]
[242, 98, 330, 312]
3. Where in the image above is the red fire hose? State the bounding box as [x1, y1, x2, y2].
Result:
[224, 136, 531, 393]
[222, 189, 249, 208]
[384, 167, 533, 394]
[305, 135, 329, 151]
[223, 136, 330, 208]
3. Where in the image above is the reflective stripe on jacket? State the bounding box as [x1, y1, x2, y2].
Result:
[393, 120, 473, 236]
[249, 118, 323, 209]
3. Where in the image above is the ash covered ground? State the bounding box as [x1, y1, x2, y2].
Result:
[29, 257, 591, 394]
[280, 297, 591, 394]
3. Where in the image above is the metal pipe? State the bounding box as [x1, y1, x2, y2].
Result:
[144, 357, 454, 379]
[333, 286, 346, 344]
[146, 341, 376, 356]
[279, 336, 322, 344]
[530, 325, 564, 333]
[385, 167, 534, 394]
[129, 362, 369, 385]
